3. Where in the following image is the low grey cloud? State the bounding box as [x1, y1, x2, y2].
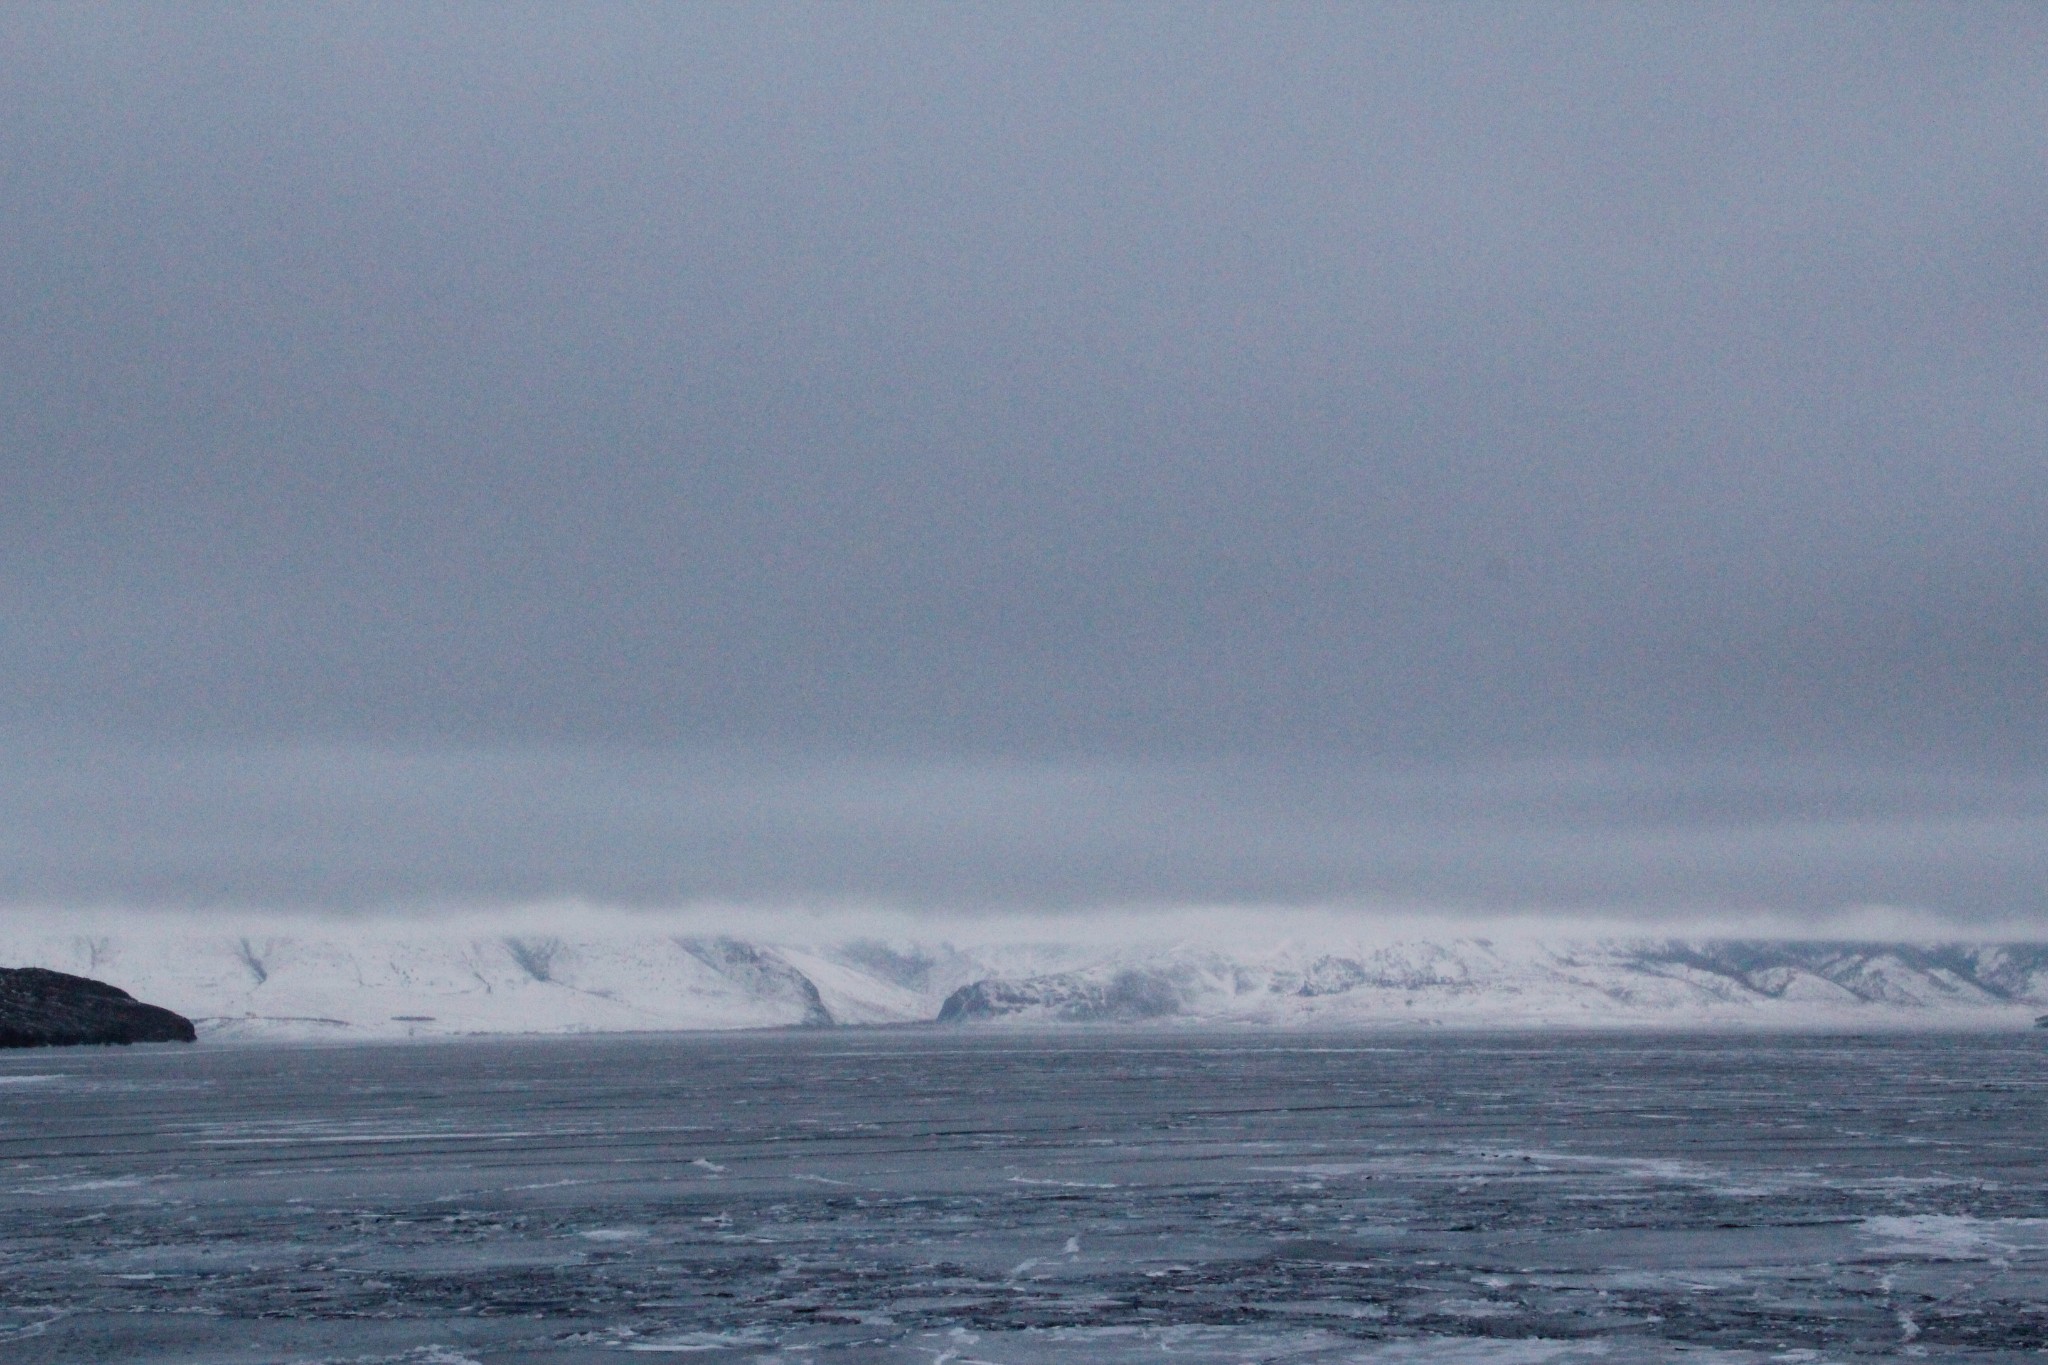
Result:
[4, 737, 2046, 928]
[2, 6, 2043, 924]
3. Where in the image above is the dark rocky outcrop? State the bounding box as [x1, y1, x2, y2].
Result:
[677, 936, 835, 1027]
[0, 967, 196, 1047]
[939, 968, 1185, 1024]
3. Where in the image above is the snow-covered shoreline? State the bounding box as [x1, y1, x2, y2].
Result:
[2, 913, 2045, 1040]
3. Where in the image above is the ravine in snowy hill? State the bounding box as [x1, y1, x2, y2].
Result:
[0, 966, 197, 1048]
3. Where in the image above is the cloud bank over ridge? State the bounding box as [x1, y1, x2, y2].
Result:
[4, 740, 2047, 929]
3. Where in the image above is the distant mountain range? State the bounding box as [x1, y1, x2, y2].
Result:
[2, 919, 2045, 1038]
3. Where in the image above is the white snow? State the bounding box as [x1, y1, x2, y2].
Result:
[1860, 1215, 2048, 1261]
[2, 912, 2043, 1040]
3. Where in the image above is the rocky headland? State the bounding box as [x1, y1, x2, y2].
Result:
[0, 966, 197, 1047]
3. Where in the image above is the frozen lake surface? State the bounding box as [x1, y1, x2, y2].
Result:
[2, 1031, 2045, 1363]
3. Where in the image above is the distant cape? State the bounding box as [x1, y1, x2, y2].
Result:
[0, 966, 197, 1047]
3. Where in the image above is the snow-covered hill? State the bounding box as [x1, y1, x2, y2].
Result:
[2, 915, 2044, 1039]
[934, 939, 2048, 1030]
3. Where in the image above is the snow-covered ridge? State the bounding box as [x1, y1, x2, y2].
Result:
[2, 917, 2045, 1039]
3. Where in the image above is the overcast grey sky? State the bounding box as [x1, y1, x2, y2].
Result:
[3, 5, 2045, 924]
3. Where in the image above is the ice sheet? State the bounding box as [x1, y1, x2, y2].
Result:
[2, 1031, 2045, 1362]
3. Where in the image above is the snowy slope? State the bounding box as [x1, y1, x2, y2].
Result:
[935, 939, 2048, 1030]
[1, 914, 2044, 1039]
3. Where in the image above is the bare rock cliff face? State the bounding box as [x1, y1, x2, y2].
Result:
[0, 967, 197, 1047]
